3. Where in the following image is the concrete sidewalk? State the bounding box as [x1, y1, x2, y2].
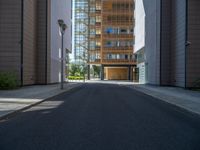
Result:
[0, 82, 83, 119]
[86, 80, 200, 115]
[129, 84, 200, 115]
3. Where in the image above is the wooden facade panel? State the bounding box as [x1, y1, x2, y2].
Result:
[0, 0, 71, 85]
[36, 0, 49, 84]
[105, 67, 129, 80]
[23, 0, 37, 85]
[187, 0, 200, 87]
[0, 0, 22, 81]
[171, 0, 186, 87]
[160, 0, 172, 85]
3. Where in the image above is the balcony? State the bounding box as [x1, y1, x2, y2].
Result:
[95, 22, 101, 26]
[102, 10, 134, 15]
[89, 35, 101, 40]
[96, 10, 101, 14]
[89, 46, 101, 51]
[88, 50, 101, 54]
[102, 59, 135, 65]
[88, 59, 101, 64]
[103, 46, 133, 51]
[102, 34, 134, 39]
[102, 21, 134, 26]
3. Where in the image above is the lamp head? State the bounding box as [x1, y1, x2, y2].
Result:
[62, 24, 67, 31]
[58, 19, 64, 27]
[66, 48, 72, 54]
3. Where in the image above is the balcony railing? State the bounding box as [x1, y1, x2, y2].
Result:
[102, 34, 134, 39]
[102, 21, 134, 26]
[89, 47, 101, 51]
[103, 46, 133, 51]
[102, 59, 136, 64]
[88, 59, 101, 63]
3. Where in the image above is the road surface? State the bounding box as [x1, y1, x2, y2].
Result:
[0, 83, 200, 150]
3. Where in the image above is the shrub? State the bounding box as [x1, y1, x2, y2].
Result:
[192, 78, 200, 88]
[0, 72, 19, 90]
[68, 76, 84, 80]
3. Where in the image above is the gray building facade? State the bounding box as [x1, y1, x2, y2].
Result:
[135, 0, 200, 88]
[0, 0, 72, 86]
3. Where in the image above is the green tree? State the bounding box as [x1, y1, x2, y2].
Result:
[80, 65, 87, 77]
[92, 65, 100, 77]
[69, 63, 79, 76]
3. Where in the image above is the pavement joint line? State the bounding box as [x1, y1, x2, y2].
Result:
[0, 83, 84, 121]
[127, 85, 200, 117]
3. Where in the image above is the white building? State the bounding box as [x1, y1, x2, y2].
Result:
[134, 0, 146, 84]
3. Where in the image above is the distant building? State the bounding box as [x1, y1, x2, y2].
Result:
[134, 0, 200, 88]
[72, 0, 89, 64]
[0, 0, 72, 85]
[134, 0, 146, 84]
[73, 0, 136, 81]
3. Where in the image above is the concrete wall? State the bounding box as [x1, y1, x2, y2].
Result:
[134, 0, 145, 53]
[143, 0, 161, 85]
[50, 0, 72, 83]
[187, 0, 200, 87]
[134, 0, 146, 84]
[0, 0, 22, 81]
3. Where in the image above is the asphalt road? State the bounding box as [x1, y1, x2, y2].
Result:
[0, 83, 200, 150]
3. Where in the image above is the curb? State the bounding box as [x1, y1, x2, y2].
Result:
[0, 84, 84, 121]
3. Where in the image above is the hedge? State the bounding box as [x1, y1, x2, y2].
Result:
[68, 76, 84, 80]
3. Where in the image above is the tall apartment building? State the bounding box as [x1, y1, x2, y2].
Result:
[0, 0, 72, 86]
[135, 0, 200, 88]
[73, 0, 135, 80]
[73, 0, 89, 63]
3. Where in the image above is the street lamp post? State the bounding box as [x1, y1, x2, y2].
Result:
[58, 19, 67, 90]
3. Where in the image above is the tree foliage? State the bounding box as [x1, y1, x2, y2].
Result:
[69, 63, 87, 77]
[92, 65, 100, 77]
